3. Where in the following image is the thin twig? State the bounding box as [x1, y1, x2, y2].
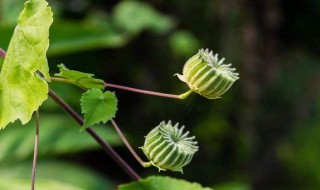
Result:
[111, 120, 150, 167]
[31, 110, 40, 190]
[105, 83, 183, 99]
[51, 76, 193, 99]
[48, 89, 141, 181]
[0, 48, 141, 180]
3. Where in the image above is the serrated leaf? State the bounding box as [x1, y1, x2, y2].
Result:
[81, 89, 117, 130]
[119, 176, 212, 190]
[54, 64, 105, 89]
[0, 0, 53, 129]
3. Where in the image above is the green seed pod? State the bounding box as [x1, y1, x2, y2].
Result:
[141, 121, 198, 173]
[176, 49, 239, 99]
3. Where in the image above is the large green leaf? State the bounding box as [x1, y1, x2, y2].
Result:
[0, 0, 53, 129]
[0, 161, 115, 190]
[119, 176, 212, 190]
[81, 89, 118, 131]
[54, 64, 105, 89]
[0, 114, 122, 163]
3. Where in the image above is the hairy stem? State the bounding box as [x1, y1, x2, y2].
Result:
[48, 89, 140, 181]
[31, 110, 40, 190]
[110, 120, 150, 167]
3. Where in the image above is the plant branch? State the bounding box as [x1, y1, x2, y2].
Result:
[31, 110, 40, 190]
[105, 83, 191, 99]
[48, 89, 141, 181]
[0, 48, 6, 58]
[51, 76, 193, 99]
[110, 119, 151, 167]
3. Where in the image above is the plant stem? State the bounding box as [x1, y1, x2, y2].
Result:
[48, 89, 141, 181]
[0, 48, 6, 58]
[105, 82, 189, 99]
[178, 90, 193, 99]
[110, 120, 151, 168]
[0, 48, 141, 180]
[31, 110, 40, 190]
[51, 77, 193, 99]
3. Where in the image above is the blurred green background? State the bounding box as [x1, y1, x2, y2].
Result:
[1, 0, 320, 189]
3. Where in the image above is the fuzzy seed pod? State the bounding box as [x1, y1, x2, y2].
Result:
[141, 121, 198, 173]
[176, 49, 239, 99]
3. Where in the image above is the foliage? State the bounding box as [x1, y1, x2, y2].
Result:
[55, 64, 105, 89]
[0, 0, 319, 189]
[81, 89, 117, 130]
[0, 0, 52, 129]
[119, 176, 212, 190]
[0, 114, 122, 162]
[0, 161, 114, 190]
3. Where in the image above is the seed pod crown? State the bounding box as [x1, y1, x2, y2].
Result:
[176, 49, 239, 99]
[141, 121, 198, 173]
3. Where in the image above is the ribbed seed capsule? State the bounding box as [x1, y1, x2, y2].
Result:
[141, 121, 198, 173]
[176, 49, 239, 99]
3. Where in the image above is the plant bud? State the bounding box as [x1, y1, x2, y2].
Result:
[176, 49, 239, 99]
[141, 121, 198, 173]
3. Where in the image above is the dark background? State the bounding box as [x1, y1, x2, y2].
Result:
[0, 0, 320, 189]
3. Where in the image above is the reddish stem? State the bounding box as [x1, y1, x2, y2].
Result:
[48, 89, 141, 181]
[111, 120, 149, 167]
[31, 110, 40, 190]
[0, 48, 6, 58]
[105, 83, 181, 99]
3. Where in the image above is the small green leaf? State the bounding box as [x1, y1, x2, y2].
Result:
[55, 64, 105, 89]
[119, 176, 212, 190]
[0, 0, 53, 129]
[80, 89, 117, 130]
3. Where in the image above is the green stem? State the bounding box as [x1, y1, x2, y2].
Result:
[179, 90, 193, 99]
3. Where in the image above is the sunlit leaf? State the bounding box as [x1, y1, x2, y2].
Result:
[0, 0, 53, 129]
[119, 176, 212, 190]
[81, 89, 117, 130]
[55, 64, 105, 89]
